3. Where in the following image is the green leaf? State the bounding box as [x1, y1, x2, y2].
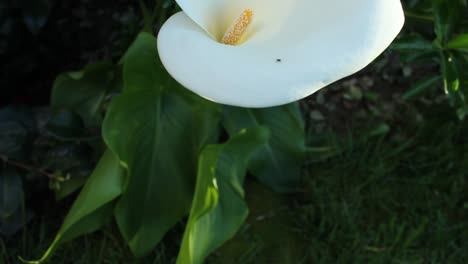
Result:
[0, 168, 23, 220]
[447, 33, 468, 51]
[209, 180, 302, 264]
[404, 0, 433, 11]
[51, 62, 120, 127]
[439, 51, 467, 116]
[45, 110, 85, 139]
[103, 32, 220, 256]
[222, 103, 306, 192]
[391, 34, 437, 51]
[440, 52, 461, 94]
[22, 150, 124, 263]
[0, 107, 36, 160]
[54, 173, 88, 201]
[432, 0, 463, 44]
[403, 75, 442, 100]
[177, 127, 270, 264]
[443, 62, 460, 95]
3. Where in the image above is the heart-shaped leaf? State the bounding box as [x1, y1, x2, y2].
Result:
[103, 32, 220, 256]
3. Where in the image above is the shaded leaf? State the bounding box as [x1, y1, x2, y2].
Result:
[51, 62, 119, 127]
[209, 180, 301, 264]
[391, 34, 436, 51]
[403, 75, 442, 99]
[0, 107, 36, 160]
[22, 150, 124, 263]
[432, 0, 463, 43]
[222, 103, 306, 192]
[43, 143, 91, 171]
[0, 168, 23, 220]
[177, 127, 269, 264]
[45, 110, 85, 139]
[0, 207, 33, 237]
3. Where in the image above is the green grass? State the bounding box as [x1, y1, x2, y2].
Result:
[297, 121, 468, 263]
[206, 105, 468, 264]
[3, 103, 468, 264]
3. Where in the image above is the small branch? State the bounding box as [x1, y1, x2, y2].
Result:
[0, 154, 54, 179]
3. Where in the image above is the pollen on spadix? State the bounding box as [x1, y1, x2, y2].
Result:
[221, 9, 253, 45]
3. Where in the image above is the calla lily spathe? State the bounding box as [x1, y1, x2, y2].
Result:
[157, 0, 405, 108]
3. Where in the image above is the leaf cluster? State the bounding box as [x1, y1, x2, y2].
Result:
[19, 31, 310, 264]
[394, 0, 468, 119]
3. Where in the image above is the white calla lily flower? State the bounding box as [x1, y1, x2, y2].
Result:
[157, 0, 405, 108]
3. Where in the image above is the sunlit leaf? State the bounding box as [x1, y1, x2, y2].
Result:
[103, 32, 220, 256]
[447, 33, 468, 51]
[439, 51, 467, 120]
[177, 127, 269, 264]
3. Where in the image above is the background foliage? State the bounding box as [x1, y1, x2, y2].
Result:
[2, 0, 468, 263]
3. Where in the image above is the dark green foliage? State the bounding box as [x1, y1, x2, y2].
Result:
[223, 105, 307, 192]
[2, 1, 468, 263]
[19, 150, 124, 263]
[21, 32, 306, 263]
[178, 127, 269, 264]
[103, 33, 221, 257]
[0, 107, 36, 160]
[6, 105, 468, 263]
[51, 62, 121, 128]
[0, 168, 24, 236]
[0, 107, 35, 236]
[394, 0, 468, 119]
